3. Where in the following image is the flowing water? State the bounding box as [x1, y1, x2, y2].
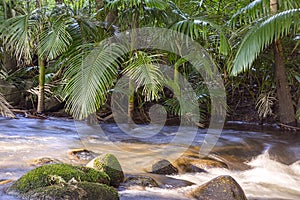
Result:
[0, 117, 299, 200]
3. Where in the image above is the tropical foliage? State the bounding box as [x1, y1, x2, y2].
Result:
[0, 0, 299, 127]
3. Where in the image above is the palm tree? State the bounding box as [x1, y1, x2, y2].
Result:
[230, 0, 300, 125]
[0, 2, 72, 113]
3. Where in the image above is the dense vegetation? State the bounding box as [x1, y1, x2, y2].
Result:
[0, 0, 299, 126]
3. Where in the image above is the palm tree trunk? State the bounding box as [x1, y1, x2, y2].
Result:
[273, 40, 295, 124]
[37, 58, 45, 113]
[128, 81, 134, 122]
[270, 0, 296, 125]
[127, 12, 139, 123]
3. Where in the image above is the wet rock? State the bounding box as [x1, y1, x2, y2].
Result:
[151, 159, 178, 175]
[87, 153, 124, 187]
[68, 148, 95, 163]
[174, 156, 228, 173]
[174, 157, 207, 173]
[191, 159, 228, 170]
[22, 182, 119, 200]
[122, 174, 158, 188]
[44, 96, 64, 112]
[8, 164, 110, 195]
[190, 175, 248, 200]
[147, 173, 194, 188]
[29, 157, 62, 166]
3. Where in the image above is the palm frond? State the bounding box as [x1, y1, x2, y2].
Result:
[230, 0, 270, 27]
[0, 92, 15, 118]
[122, 51, 164, 101]
[38, 16, 72, 61]
[63, 42, 124, 119]
[231, 9, 300, 76]
[0, 14, 36, 63]
[106, 0, 169, 10]
[171, 17, 230, 55]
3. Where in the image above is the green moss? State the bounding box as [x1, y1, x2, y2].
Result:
[93, 154, 124, 187]
[78, 182, 119, 200]
[22, 182, 119, 200]
[9, 164, 110, 194]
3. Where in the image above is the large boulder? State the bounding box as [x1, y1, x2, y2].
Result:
[8, 164, 110, 195]
[22, 182, 119, 200]
[190, 175, 247, 200]
[151, 159, 178, 175]
[87, 153, 124, 187]
[0, 79, 22, 106]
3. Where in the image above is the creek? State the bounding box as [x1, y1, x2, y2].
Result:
[0, 117, 299, 199]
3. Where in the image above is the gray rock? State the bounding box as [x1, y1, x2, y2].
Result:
[151, 159, 178, 175]
[190, 175, 248, 200]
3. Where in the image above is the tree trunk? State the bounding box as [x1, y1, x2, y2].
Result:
[270, 0, 296, 125]
[128, 81, 134, 123]
[273, 40, 295, 124]
[37, 58, 45, 113]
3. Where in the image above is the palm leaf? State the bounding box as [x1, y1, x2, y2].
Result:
[63, 42, 124, 119]
[171, 17, 230, 55]
[38, 16, 72, 61]
[231, 9, 300, 76]
[122, 51, 164, 101]
[106, 0, 169, 10]
[230, 0, 270, 26]
[0, 14, 36, 63]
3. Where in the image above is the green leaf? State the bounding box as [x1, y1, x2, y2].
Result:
[63, 42, 125, 119]
[122, 51, 164, 101]
[231, 9, 300, 76]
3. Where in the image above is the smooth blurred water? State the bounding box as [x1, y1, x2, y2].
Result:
[0, 117, 299, 199]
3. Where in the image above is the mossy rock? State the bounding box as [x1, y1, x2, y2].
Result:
[22, 182, 119, 200]
[8, 164, 110, 194]
[87, 154, 124, 187]
[190, 175, 248, 200]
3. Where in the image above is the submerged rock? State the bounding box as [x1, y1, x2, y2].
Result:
[87, 153, 124, 187]
[190, 175, 247, 200]
[68, 148, 95, 163]
[151, 159, 178, 175]
[8, 164, 110, 195]
[174, 157, 207, 173]
[29, 157, 62, 166]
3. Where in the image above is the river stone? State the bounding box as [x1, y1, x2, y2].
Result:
[7, 164, 110, 194]
[151, 159, 178, 175]
[21, 182, 119, 200]
[122, 175, 159, 188]
[86, 153, 124, 187]
[174, 157, 207, 173]
[190, 175, 248, 200]
[68, 148, 95, 163]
